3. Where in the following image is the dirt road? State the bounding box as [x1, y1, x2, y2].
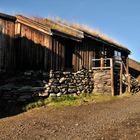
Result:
[0, 94, 140, 140]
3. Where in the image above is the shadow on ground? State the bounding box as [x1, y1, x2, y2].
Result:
[0, 71, 49, 119]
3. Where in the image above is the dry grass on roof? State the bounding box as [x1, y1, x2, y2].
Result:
[51, 17, 128, 50]
[31, 16, 84, 39]
[31, 16, 129, 51]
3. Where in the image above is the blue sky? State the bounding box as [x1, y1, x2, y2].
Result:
[0, 0, 140, 62]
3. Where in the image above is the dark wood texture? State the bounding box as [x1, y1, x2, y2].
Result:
[0, 18, 15, 73]
[16, 24, 50, 71]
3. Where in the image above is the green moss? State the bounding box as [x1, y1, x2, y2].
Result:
[24, 92, 132, 111]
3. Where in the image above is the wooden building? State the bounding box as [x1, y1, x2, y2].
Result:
[0, 13, 131, 72]
[129, 59, 140, 82]
[0, 13, 16, 72]
[0, 13, 134, 95]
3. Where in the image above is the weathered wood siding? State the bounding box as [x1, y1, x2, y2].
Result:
[0, 15, 130, 74]
[50, 35, 76, 71]
[16, 23, 51, 71]
[73, 38, 103, 71]
[16, 24, 71, 72]
[0, 18, 15, 72]
[51, 36, 65, 71]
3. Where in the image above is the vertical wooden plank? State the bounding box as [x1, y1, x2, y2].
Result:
[44, 36, 48, 70]
[100, 57, 104, 70]
[59, 40, 62, 70]
[87, 42, 89, 69]
[15, 22, 21, 36]
[87, 43, 89, 69]
[51, 37, 54, 70]
[77, 45, 79, 71]
[58, 41, 61, 70]
[61, 40, 65, 71]
[82, 43, 84, 68]
[76, 45, 78, 71]
[84, 43, 86, 68]
[73, 44, 76, 71]
[126, 57, 131, 92]
[120, 62, 123, 95]
[54, 38, 56, 70]
[83, 42, 85, 69]
[110, 58, 114, 96]
[56, 39, 59, 70]
[49, 36, 53, 70]
[86, 42, 88, 69]
[89, 42, 91, 69]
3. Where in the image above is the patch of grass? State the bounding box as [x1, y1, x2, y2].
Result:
[119, 92, 132, 98]
[24, 93, 132, 111]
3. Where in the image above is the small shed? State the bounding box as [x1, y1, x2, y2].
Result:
[129, 58, 140, 82]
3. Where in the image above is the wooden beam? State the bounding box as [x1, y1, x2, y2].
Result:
[100, 57, 104, 70]
[16, 16, 52, 35]
[126, 58, 131, 92]
[120, 62, 123, 95]
[0, 12, 16, 21]
[110, 58, 114, 96]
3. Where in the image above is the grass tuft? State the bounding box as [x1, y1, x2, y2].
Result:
[24, 93, 132, 111]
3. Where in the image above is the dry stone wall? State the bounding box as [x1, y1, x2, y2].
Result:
[42, 69, 94, 97]
[0, 69, 113, 107]
[93, 70, 112, 95]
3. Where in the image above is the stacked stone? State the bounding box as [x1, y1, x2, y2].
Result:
[93, 70, 112, 95]
[0, 85, 47, 102]
[43, 69, 94, 97]
[75, 69, 93, 94]
[0, 70, 49, 103]
[130, 76, 140, 93]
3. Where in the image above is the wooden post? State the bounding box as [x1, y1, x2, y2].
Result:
[110, 58, 114, 96]
[100, 57, 104, 70]
[120, 62, 123, 95]
[128, 74, 131, 92]
[126, 58, 131, 92]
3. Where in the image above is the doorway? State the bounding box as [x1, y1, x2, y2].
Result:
[64, 41, 74, 71]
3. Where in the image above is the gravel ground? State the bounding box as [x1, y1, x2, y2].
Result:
[0, 93, 140, 140]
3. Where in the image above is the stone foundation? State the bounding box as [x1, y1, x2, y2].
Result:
[41, 69, 94, 97]
[93, 70, 112, 95]
[0, 69, 113, 106]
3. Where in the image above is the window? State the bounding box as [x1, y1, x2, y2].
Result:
[114, 50, 122, 60]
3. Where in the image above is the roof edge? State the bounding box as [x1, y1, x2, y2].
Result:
[0, 12, 16, 21]
[129, 58, 140, 72]
[16, 15, 52, 35]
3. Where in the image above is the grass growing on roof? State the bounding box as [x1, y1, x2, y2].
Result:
[31, 16, 129, 52]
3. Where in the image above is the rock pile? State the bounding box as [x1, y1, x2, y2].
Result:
[41, 69, 94, 97]
[130, 76, 140, 93]
[93, 70, 112, 95]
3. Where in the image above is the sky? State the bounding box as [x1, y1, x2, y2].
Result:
[0, 0, 140, 62]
